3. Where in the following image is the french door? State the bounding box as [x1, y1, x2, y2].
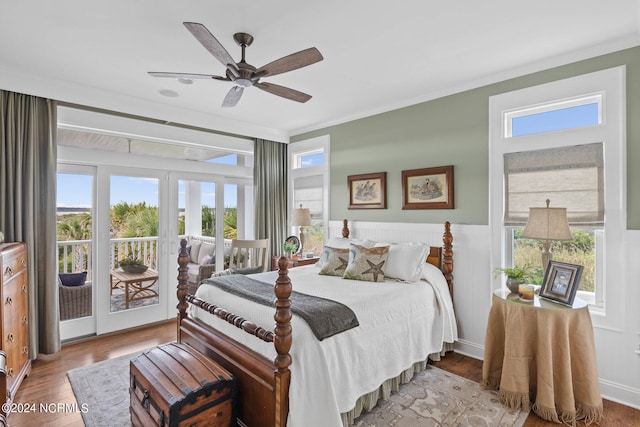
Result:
[97, 168, 170, 334]
[58, 167, 252, 340]
[58, 166, 172, 339]
[57, 165, 97, 341]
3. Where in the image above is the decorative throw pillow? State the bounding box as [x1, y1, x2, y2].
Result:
[343, 244, 389, 282]
[59, 271, 87, 287]
[198, 242, 215, 264]
[189, 241, 202, 264]
[318, 246, 350, 277]
[384, 243, 430, 282]
[316, 238, 375, 268]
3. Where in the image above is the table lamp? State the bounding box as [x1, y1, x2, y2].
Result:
[521, 199, 573, 271]
[292, 204, 312, 253]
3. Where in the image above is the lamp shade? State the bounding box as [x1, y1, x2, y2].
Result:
[292, 205, 312, 226]
[521, 200, 573, 241]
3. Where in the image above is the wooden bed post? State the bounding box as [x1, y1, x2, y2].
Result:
[177, 239, 190, 341]
[442, 221, 454, 299]
[342, 219, 350, 238]
[274, 256, 292, 427]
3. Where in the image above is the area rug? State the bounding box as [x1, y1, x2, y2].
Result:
[68, 352, 528, 427]
[109, 284, 159, 313]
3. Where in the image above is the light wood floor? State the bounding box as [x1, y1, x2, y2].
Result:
[10, 320, 640, 426]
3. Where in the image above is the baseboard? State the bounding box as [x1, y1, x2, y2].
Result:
[599, 378, 640, 410]
[453, 339, 484, 360]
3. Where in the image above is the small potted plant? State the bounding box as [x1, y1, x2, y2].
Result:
[117, 254, 148, 274]
[493, 265, 531, 293]
[283, 242, 298, 259]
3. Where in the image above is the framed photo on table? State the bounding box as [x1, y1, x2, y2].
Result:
[348, 172, 387, 209]
[402, 165, 454, 209]
[539, 261, 583, 306]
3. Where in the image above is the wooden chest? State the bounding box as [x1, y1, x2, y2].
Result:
[130, 342, 236, 427]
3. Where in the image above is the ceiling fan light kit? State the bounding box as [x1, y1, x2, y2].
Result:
[148, 22, 323, 108]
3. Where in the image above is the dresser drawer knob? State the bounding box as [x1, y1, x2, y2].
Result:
[7, 333, 14, 343]
[4, 266, 12, 277]
[7, 368, 13, 377]
[5, 297, 12, 306]
[22, 316, 27, 324]
[21, 284, 27, 293]
[20, 259, 26, 266]
[22, 346, 28, 355]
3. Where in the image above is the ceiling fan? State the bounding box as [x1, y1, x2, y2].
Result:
[148, 22, 323, 108]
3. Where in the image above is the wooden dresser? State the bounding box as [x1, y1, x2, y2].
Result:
[0, 243, 31, 405]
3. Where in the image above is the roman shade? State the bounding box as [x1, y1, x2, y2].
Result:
[504, 142, 604, 226]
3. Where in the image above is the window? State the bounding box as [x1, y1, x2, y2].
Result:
[504, 143, 603, 296]
[505, 95, 602, 137]
[289, 136, 330, 255]
[490, 66, 626, 324]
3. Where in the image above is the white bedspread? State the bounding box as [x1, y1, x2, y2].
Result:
[191, 264, 457, 427]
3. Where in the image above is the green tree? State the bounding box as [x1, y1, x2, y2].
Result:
[119, 207, 158, 237]
[57, 213, 92, 240]
[202, 206, 215, 237]
[224, 207, 237, 238]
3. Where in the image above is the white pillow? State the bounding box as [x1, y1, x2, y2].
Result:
[384, 243, 430, 282]
[189, 241, 202, 264]
[198, 242, 215, 264]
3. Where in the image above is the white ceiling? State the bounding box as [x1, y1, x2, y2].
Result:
[1, 1, 639, 142]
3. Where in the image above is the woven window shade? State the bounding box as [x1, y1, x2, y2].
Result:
[504, 143, 604, 226]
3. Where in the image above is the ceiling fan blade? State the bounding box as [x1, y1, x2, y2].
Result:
[222, 86, 244, 108]
[183, 22, 236, 68]
[254, 82, 312, 103]
[256, 47, 323, 77]
[148, 72, 229, 81]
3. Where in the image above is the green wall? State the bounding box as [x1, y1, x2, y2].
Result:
[292, 46, 640, 228]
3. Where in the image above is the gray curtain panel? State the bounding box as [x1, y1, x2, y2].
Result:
[254, 139, 288, 261]
[1, 90, 60, 355]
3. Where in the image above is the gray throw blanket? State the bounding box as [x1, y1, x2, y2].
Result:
[202, 274, 359, 340]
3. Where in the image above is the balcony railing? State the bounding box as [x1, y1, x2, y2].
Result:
[58, 237, 159, 282]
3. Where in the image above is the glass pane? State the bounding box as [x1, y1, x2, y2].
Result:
[206, 153, 237, 165]
[57, 173, 93, 320]
[293, 175, 323, 255]
[511, 103, 599, 137]
[294, 151, 324, 168]
[513, 227, 596, 293]
[224, 184, 238, 239]
[179, 180, 217, 238]
[110, 176, 160, 313]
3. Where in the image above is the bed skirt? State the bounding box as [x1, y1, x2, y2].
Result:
[341, 342, 455, 426]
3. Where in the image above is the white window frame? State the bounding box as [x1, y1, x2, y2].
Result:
[489, 66, 626, 329]
[504, 93, 603, 137]
[288, 135, 330, 239]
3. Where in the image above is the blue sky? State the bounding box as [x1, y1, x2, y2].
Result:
[511, 103, 598, 137]
[57, 175, 239, 208]
[57, 155, 240, 208]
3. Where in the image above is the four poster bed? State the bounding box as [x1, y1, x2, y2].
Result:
[176, 220, 455, 427]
